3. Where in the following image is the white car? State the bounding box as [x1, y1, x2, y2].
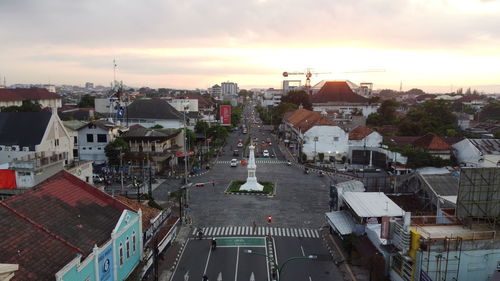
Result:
[230, 159, 238, 167]
[263, 150, 270, 157]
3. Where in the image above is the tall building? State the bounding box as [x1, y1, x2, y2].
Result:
[221, 82, 238, 97]
[85, 82, 94, 89]
[208, 84, 222, 100]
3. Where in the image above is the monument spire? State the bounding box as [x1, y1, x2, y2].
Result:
[240, 139, 263, 191]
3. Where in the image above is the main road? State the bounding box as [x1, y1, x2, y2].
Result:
[153, 100, 345, 280]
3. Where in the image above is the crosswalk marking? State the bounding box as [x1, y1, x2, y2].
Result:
[192, 226, 320, 238]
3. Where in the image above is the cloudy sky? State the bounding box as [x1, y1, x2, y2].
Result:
[1, 0, 500, 92]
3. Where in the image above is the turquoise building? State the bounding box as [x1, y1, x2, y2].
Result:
[56, 209, 143, 281]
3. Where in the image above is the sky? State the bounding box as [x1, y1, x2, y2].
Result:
[1, 0, 500, 93]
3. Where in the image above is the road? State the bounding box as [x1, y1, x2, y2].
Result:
[171, 234, 338, 281]
[151, 100, 345, 280]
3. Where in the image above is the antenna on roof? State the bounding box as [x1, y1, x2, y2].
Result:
[399, 81, 402, 92]
[113, 59, 117, 88]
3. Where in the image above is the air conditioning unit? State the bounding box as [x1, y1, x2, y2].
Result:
[12, 145, 19, 151]
[22, 147, 30, 152]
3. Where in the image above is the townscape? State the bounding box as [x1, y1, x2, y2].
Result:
[1, 1, 500, 281]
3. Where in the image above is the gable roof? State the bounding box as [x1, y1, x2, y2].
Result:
[285, 108, 336, 133]
[127, 99, 182, 120]
[413, 133, 452, 150]
[0, 205, 81, 281]
[0, 88, 61, 102]
[115, 196, 161, 230]
[76, 119, 120, 131]
[349, 126, 374, 140]
[0, 111, 52, 147]
[122, 127, 181, 140]
[311, 81, 369, 104]
[178, 93, 214, 109]
[2, 171, 131, 256]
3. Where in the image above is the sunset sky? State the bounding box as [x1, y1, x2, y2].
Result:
[1, 0, 500, 92]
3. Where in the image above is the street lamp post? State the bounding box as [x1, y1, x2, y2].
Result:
[243, 249, 317, 281]
[313, 136, 319, 163]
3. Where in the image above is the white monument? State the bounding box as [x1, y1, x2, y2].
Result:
[240, 141, 264, 191]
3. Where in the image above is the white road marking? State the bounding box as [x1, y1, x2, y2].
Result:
[203, 245, 212, 274]
[301, 245, 305, 256]
[234, 247, 240, 281]
[184, 270, 189, 281]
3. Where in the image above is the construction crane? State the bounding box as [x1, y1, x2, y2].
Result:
[282, 68, 385, 94]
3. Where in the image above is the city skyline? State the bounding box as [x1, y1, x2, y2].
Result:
[1, 0, 500, 92]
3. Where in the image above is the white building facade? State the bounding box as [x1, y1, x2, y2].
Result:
[302, 126, 349, 161]
[453, 139, 500, 167]
[221, 82, 238, 97]
[77, 121, 123, 164]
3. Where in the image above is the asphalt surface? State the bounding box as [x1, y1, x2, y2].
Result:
[155, 101, 345, 281]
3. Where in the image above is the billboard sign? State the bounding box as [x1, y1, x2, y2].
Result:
[220, 105, 231, 126]
[0, 170, 16, 189]
[98, 244, 114, 281]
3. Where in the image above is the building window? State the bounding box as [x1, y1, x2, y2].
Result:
[54, 139, 59, 146]
[74, 136, 78, 144]
[82, 147, 86, 150]
[73, 149, 78, 158]
[126, 237, 130, 259]
[139, 145, 143, 152]
[119, 243, 123, 266]
[85, 176, 89, 183]
[97, 134, 107, 143]
[132, 232, 136, 252]
[151, 144, 156, 152]
[88, 147, 92, 150]
[86, 134, 93, 143]
[334, 137, 339, 142]
[98, 147, 102, 150]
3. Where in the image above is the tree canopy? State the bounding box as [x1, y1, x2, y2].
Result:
[366, 99, 399, 127]
[281, 90, 312, 110]
[104, 138, 129, 166]
[398, 99, 457, 136]
[479, 100, 500, 121]
[1, 100, 42, 112]
[78, 94, 95, 108]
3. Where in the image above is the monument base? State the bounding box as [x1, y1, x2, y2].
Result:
[240, 177, 264, 191]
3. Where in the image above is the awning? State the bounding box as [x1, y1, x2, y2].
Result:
[326, 211, 356, 236]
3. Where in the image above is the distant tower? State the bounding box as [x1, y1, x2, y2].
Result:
[399, 81, 403, 92]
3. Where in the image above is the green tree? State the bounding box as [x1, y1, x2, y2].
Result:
[150, 124, 163, 129]
[185, 128, 196, 149]
[479, 101, 500, 121]
[195, 121, 209, 134]
[272, 102, 298, 126]
[281, 90, 312, 110]
[1, 100, 42, 112]
[207, 125, 229, 145]
[78, 94, 95, 108]
[399, 100, 457, 136]
[366, 99, 399, 126]
[105, 138, 129, 166]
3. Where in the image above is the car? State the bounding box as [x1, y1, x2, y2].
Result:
[263, 150, 270, 157]
[230, 159, 238, 167]
[93, 174, 104, 183]
[233, 150, 239, 156]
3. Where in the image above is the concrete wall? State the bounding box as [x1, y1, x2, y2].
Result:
[169, 99, 198, 112]
[38, 113, 74, 164]
[66, 161, 94, 184]
[78, 126, 119, 164]
[313, 104, 379, 117]
[302, 126, 348, 161]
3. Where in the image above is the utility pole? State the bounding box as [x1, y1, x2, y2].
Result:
[148, 153, 153, 199]
[120, 148, 124, 194]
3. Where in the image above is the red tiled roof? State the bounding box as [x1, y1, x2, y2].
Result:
[3, 171, 132, 255]
[311, 81, 368, 104]
[349, 126, 374, 140]
[0, 205, 81, 281]
[115, 196, 161, 230]
[413, 133, 452, 150]
[0, 88, 61, 102]
[285, 108, 336, 132]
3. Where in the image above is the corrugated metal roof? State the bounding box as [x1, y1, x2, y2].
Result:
[325, 211, 356, 235]
[336, 180, 365, 192]
[343, 192, 404, 218]
[470, 139, 500, 155]
[420, 174, 458, 196]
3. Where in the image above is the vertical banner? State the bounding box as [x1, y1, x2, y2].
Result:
[380, 216, 390, 239]
[220, 105, 231, 126]
[98, 244, 114, 281]
[0, 170, 16, 189]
